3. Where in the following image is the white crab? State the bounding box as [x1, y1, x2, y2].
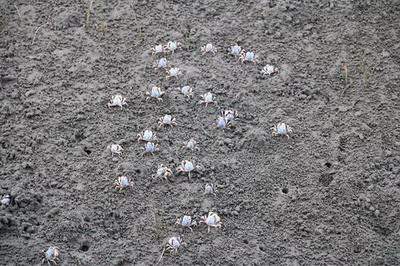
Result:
[166, 67, 182, 79]
[199, 92, 216, 107]
[271, 123, 293, 139]
[158, 236, 182, 263]
[185, 138, 199, 151]
[1, 195, 11, 206]
[137, 129, 156, 142]
[143, 142, 159, 155]
[176, 215, 197, 231]
[152, 44, 165, 55]
[165, 41, 181, 53]
[261, 64, 278, 76]
[201, 212, 222, 233]
[158, 114, 176, 128]
[155, 57, 168, 69]
[216, 116, 229, 129]
[154, 164, 173, 181]
[204, 183, 216, 196]
[42, 246, 60, 266]
[176, 160, 195, 179]
[107, 94, 127, 108]
[146, 86, 164, 101]
[114, 176, 131, 191]
[240, 51, 257, 63]
[230, 44, 242, 56]
[178, 86, 193, 98]
[109, 144, 123, 155]
[222, 110, 237, 123]
[201, 43, 217, 54]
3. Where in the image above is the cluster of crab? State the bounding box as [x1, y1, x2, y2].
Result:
[159, 211, 222, 262]
[201, 42, 279, 76]
[104, 40, 294, 264]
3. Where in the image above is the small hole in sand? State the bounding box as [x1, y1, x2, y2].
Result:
[282, 188, 289, 194]
[325, 162, 332, 168]
[80, 241, 90, 252]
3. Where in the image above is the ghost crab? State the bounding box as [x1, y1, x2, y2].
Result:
[152, 44, 165, 55]
[158, 236, 182, 263]
[184, 138, 199, 151]
[143, 142, 159, 155]
[154, 164, 173, 181]
[42, 246, 60, 266]
[222, 109, 238, 123]
[229, 44, 242, 57]
[107, 94, 127, 108]
[158, 114, 177, 128]
[176, 215, 197, 232]
[109, 144, 123, 155]
[271, 122, 293, 139]
[261, 64, 278, 76]
[137, 129, 156, 142]
[200, 212, 222, 233]
[177, 86, 193, 98]
[240, 50, 257, 64]
[199, 92, 216, 107]
[165, 41, 181, 53]
[201, 43, 217, 54]
[155, 57, 168, 69]
[114, 176, 131, 191]
[204, 183, 216, 196]
[176, 160, 196, 179]
[146, 86, 164, 102]
[166, 67, 182, 79]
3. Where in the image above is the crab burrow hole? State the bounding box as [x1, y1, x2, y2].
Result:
[79, 241, 90, 252]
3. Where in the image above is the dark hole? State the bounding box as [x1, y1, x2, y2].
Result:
[282, 188, 289, 194]
[83, 147, 92, 155]
[80, 241, 90, 252]
[135, 169, 141, 174]
[243, 239, 249, 244]
[325, 162, 332, 168]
